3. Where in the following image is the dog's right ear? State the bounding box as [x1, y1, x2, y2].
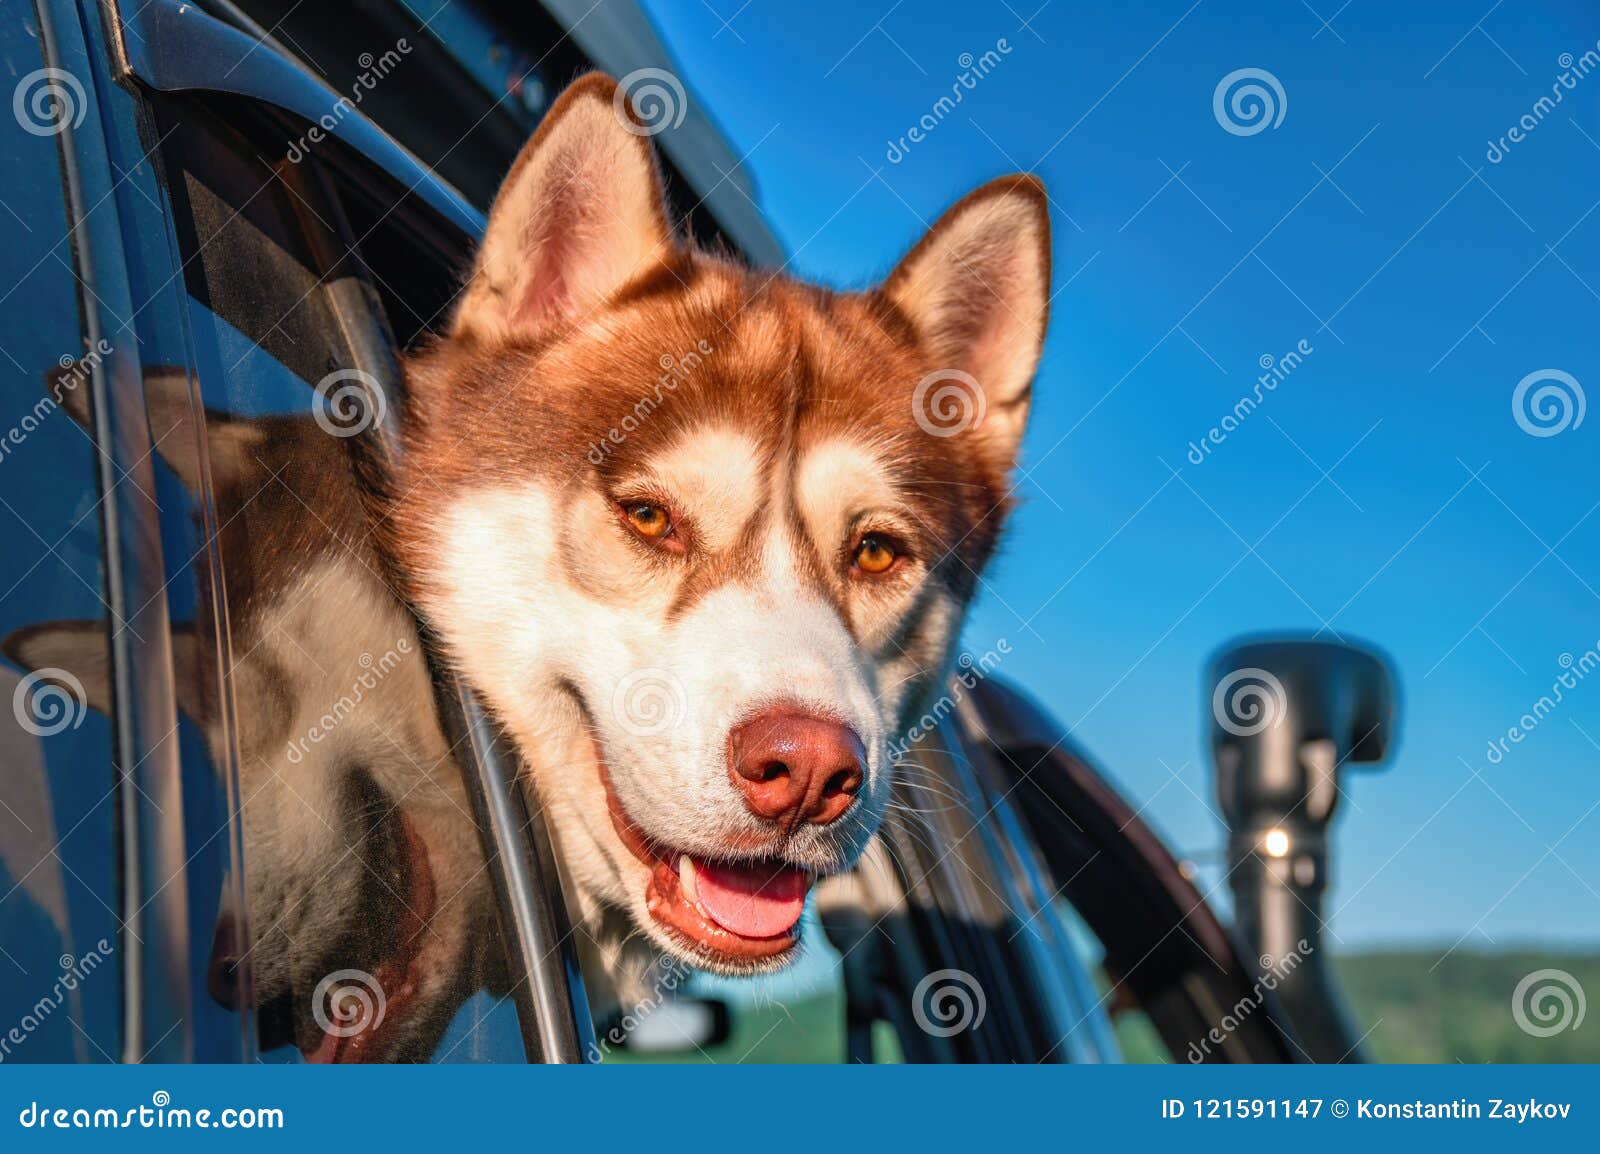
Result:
[452, 72, 674, 343]
[140, 367, 264, 495]
[49, 363, 262, 496]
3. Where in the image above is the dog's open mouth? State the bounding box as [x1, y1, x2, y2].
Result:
[294, 806, 436, 1063]
[207, 803, 439, 1063]
[304, 807, 436, 1062]
[646, 851, 811, 959]
[600, 762, 812, 963]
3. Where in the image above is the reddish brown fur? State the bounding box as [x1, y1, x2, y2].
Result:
[393, 255, 1031, 622]
[385, 74, 1051, 643]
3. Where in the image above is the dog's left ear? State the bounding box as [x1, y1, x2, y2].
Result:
[883, 175, 1050, 467]
[452, 72, 674, 343]
[3, 619, 203, 724]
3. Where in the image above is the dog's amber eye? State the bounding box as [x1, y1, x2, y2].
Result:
[854, 534, 898, 575]
[624, 501, 672, 540]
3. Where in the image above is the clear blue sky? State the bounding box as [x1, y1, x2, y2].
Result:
[641, 0, 1600, 949]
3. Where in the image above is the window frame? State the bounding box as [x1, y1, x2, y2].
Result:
[28, 0, 197, 1062]
[103, 0, 599, 1064]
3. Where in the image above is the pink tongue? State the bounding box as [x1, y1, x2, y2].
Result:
[692, 859, 810, 939]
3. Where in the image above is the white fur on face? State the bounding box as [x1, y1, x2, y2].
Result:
[638, 427, 764, 552]
[593, 524, 890, 869]
[419, 426, 967, 964]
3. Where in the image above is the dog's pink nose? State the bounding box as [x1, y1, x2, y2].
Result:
[728, 710, 865, 829]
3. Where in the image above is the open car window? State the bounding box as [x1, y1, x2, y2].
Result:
[132, 92, 524, 1063]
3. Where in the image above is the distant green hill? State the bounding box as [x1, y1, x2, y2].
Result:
[1116, 950, 1599, 1063]
[1335, 950, 1598, 1063]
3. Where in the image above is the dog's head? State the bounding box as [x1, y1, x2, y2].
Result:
[391, 73, 1050, 973]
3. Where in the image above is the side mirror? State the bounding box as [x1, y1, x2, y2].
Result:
[1209, 637, 1395, 831]
[1207, 636, 1398, 1062]
[600, 998, 732, 1056]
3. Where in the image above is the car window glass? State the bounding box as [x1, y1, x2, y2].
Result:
[145, 95, 519, 1063]
[0, 15, 121, 1063]
[223, 0, 567, 208]
[1051, 897, 1168, 1062]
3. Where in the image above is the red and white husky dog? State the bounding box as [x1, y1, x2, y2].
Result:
[387, 73, 1051, 974]
[3, 71, 1050, 1056]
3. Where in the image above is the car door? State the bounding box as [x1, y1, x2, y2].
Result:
[0, 0, 197, 1063]
[0, 6, 125, 1065]
[0, 0, 570, 1065]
